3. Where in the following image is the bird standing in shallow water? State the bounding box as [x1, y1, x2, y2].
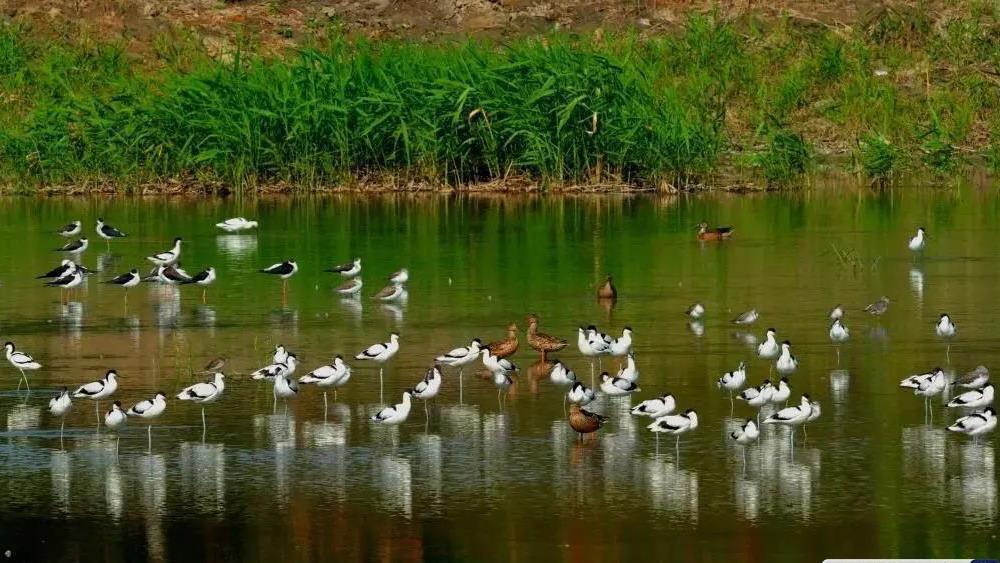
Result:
[104, 402, 127, 456]
[731, 309, 759, 326]
[326, 257, 361, 278]
[948, 407, 996, 444]
[775, 341, 798, 375]
[685, 303, 705, 319]
[370, 390, 412, 425]
[259, 260, 298, 299]
[567, 381, 596, 407]
[526, 314, 566, 362]
[49, 388, 73, 441]
[569, 403, 608, 442]
[730, 418, 759, 468]
[948, 383, 994, 410]
[127, 392, 167, 451]
[299, 355, 351, 416]
[647, 409, 699, 455]
[180, 267, 217, 303]
[58, 221, 81, 238]
[865, 296, 890, 319]
[5, 342, 41, 391]
[355, 333, 400, 403]
[953, 366, 990, 390]
[176, 372, 225, 435]
[73, 370, 119, 426]
[762, 394, 813, 450]
[435, 339, 482, 404]
[487, 323, 519, 359]
[412, 365, 443, 422]
[95, 218, 126, 250]
[631, 393, 676, 418]
[597, 274, 617, 299]
[908, 227, 926, 257]
[900, 368, 946, 422]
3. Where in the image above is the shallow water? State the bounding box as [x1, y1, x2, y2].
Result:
[0, 191, 998, 562]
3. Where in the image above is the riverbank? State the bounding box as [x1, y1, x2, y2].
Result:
[3, 5, 1000, 194]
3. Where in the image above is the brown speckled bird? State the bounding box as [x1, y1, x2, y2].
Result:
[569, 403, 608, 442]
[696, 222, 734, 241]
[526, 314, 566, 362]
[597, 274, 617, 299]
[487, 323, 519, 359]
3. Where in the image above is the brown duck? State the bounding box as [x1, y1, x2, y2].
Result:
[697, 222, 734, 241]
[526, 314, 566, 361]
[487, 322, 519, 359]
[597, 274, 617, 299]
[569, 403, 609, 442]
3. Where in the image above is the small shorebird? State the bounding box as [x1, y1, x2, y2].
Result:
[389, 268, 409, 285]
[631, 393, 676, 418]
[569, 403, 608, 442]
[567, 381, 596, 406]
[73, 370, 119, 425]
[717, 361, 747, 401]
[763, 394, 814, 449]
[769, 377, 792, 407]
[127, 392, 167, 450]
[900, 368, 946, 420]
[95, 218, 126, 249]
[300, 355, 352, 414]
[153, 263, 192, 285]
[864, 296, 890, 318]
[37, 259, 76, 280]
[577, 326, 602, 383]
[370, 390, 413, 425]
[597, 274, 617, 299]
[803, 398, 822, 441]
[948, 383, 994, 409]
[251, 355, 299, 383]
[103, 269, 141, 306]
[215, 217, 258, 233]
[326, 258, 361, 278]
[45, 268, 84, 304]
[829, 305, 844, 321]
[147, 238, 182, 266]
[104, 402, 127, 455]
[738, 380, 774, 424]
[435, 338, 482, 403]
[829, 319, 850, 343]
[908, 227, 926, 254]
[5, 342, 41, 391]
[609, 327, 633, 358]
[482, 349, 516, 374]
[953, 366, 990, 390]
[549, 360, 577, 385]
[685, 303, 705, 319]
[336, 278, 363, 296]
[355, 333, 400, 403]
[57, 221, 81, 237]
[526, 314, 566, 362]
[776, 341, 798, 375]
[616, 350, 639, 382]
[600, 371, 639, 398]
[48, 387, 73, 439]
[412, 366, 442, 421]
[56, 237, 88, 256]
[372, 283, 404, 302]
[731, 309, 759, 326]
[948, 407, 996, 444]
[487, 323, 519, 359]
[272, 369, 299, 414]
[180, 267, 217, 303]
[203, 355, 228, 373]
[647, 409, 699, 452]
[176, 372, 226, 433]
[273, 344, 290, 365]
[757, 328, 779, 360]
[730, 419, 760, 466]
[696, 222, 733, 241]
[259, 260, 298, 296]
[936, 313, 956, 338]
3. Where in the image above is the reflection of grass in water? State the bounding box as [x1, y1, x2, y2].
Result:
[830, 244, 881, 274]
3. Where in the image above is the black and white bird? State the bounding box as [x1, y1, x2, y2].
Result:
[95, 218, 126, 248]
[936, 313, 956, 338]
[608, 327, 633, 357]
[948, 383, 994, 409]
[176, 372, 226, 432]
[355, 333, 400, 403]
[272, 369, 299, 414]
[776, 341, 798, 375]
[953, 366, 990, 390]
[763, 394, 814, 448]
[251, 354, 299, 381]
[685, 302, 705, 320]
[5, 341, 41, 391]
[147, 237, 183, 266]
[481, 348, 516, 374]
[104, 401, 128, 454]
[436, 338, 482, 402]
[389, 268, 409, 285]
[549, 360, 578, 386]
[57, 220, 81, 237]
[215, 217, 258, 233]
[730, 418, 760, 465]
[731, 308, 759, 326]
[631, 393, 676, 418]
[148, 264, 192, 285]
[738, 379, 774, 423]
[45, 269, 84, 302]
[717, 361, 747, 398]
[37, 259, 76, 279]
[615, 350, 639, 382]
[600, 371, 640, 397]
[412, 366, 443, 420]
[73, 370, 120, 425]
[102, 269, 141, 305]
[647, 409, 699, 450]
[567, 381, 596, 406]
[180, 267, 217, 303]
[757, 328, 779, 360]
[829, 318, 850, 342]
[769, 377, 792, 407]
[56, 237, 88, 256]
[900, 367, 946, 418]
[48, 387, 73, 437]
[828, 305, 844, 321]
[948, 407, 996, 444]
[127, 392, 167, 450]
[299, 355, 352, 412]
[336, 278, 363, 296]
[370, 390, 413, 425]
[908, 227, 926, 253]
[326, 258, 361, 278]
[259, 260, 298, 295]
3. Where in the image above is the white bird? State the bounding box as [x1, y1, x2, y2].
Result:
[587, 326, 612, 355]
[549, 360, 577, 385]
[481, 348, 516, 374]
[389, 268, 409, 284]
[299, 355, 352, 413]
[273, 368, 299, 413]
[738, 380, 774, 423]
[953, 366, 990, 390]
[901, 367, 946, 419]
[147, 237, 182, 266]
[251, 354, 299, 381]
[180, 267, 217, 303]
[435, 338, 482, 403]
[609, 327, 633, 357]
[273, 344, 289, 365]
[215, 217, 258, 232]
[259, 260, 298, 296]
[717, 361, 747, 398]
[647, 409, 699, 450]
[5, 341, 41, 391]
[372, 283, 404, 302]
[936, 313, 956, 338]
[630, 393, 676, 418]
[370, 390, 413, 425]
[908, 227, 926, 253]
[326, 258, 361, 278]
[615, 351, 639, 382]
[769, 377, 792, 407]
[948, 407, 997, 444]
[803, 398, 822, 441]
[730, 418, 760, 465]
[757, 328, 780, 360]
[56, 237, 88, 256]
[57, 220, 81, 237]
[763, 394, 813, 448]
[828, 305, 844, 321]
[45, 269, 84, 303]
[355, 333, 400, 403]
[176, 372, 226, 432]
[685, 303, 705, 319]
[948, 383, 994, 409]
[829, 319, 849, 342]
[73, 370, 119, 425]
[104, 401, 127, 455]
[600, 372, 639, 397]
[48, 387, 73, 437]
[412, 366, 442, 420]
[577, 326, 603, 383]
[127, 392, 167, 450]
[567, 381, 596, 406]
[775, 341, 798, 375]
[95, 218, 126, 248]
[335, 278, 363, 296]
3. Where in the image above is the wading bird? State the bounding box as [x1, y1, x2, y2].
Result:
[176, 372, 225, 434]
[326, 258, 361, 278]
[73, 370, 120, 426]
[147, 238, 182, 266]
[526, 314, 566, 362]
[569, 403, 608, 442]
[355, 333, 400, 403]
[5, 341, 41, 391]
[95, 218, 126, 249]
[127, 392, 167, 451]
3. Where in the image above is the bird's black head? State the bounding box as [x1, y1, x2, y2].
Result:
[782, 340, 792, 346]
[130, 269, 138, 274]
[97, 217, 104, 222]
[780, 377, 789, 383]
[174, 237, 182, 243]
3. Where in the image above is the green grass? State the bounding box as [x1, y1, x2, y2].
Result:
[3, 7, 1000, 193]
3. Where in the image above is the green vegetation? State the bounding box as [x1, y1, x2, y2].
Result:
[3, 5, 1000, 193]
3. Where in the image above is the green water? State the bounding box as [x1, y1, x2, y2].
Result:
[0, 191, 997, 562]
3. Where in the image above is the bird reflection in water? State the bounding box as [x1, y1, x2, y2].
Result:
[179, 441, 226, 515]
[416, 433, 443, 509]
[951, 441, 996, 523]
[106, 462, 124, 522]
[527, 359, 553, 395]
[829, 369, 850, 407]
[58, 301, 84, 346]
[375, 455, 412, 518]
[646, 458, 698, 524]
[909, 267, 924, 303]
[339, 297, 363, 323]
[731, 331, 758, 348]
[902, 425, 946, 503]
[381, 303, 405, 326]
[303, 412, 350, 502]
[135, 453, 167, 563]
[50, 450, 71, 515]
[216, 234, 258, 259]
[687, 321, 704, 338]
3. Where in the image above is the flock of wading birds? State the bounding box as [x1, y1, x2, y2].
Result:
[2, 220, 996, 457]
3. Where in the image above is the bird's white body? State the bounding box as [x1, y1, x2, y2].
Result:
[273, 345, 289, 365]
[59, 221, 82, 237]
[936, 314, 956, 338]
[549, 361, 577, 385]
[757, 329, 779, 359]
[686, 303, 705, 319]
[577, 327, 600, 357]
[177, 373, 226, 404]
[436, 339, 482, 368]
[631, 394, 676, 418]
[769, 378, 791, 405]
[730, 419, 760, 445]
[587, 328, 612, 355]
[5, 342, 41, 371]
[148, 238, 182, 266]
[718, 362, 746, 392]
[829, 305, 844, 321]
[909, 228, 926, 252]
[373, 283, 405, 302]
[948, 384, 994, 409]
[49, 388, 73, 417]
[738, 381, 774, 409]
[481, 349, 516, 373]
[261, 260, 298, 280]
[616, 351, 639, 382]
[96, 219, 126, 241]
[104, 403, 127, 429]
[609, 328, 633, 357]
[567, 381, 596, 406]
[600, 373, 639, 396]
[216, 218, 259, 232]
[356, 334, 400, 364]
[413, 366, 443, 401]
[59, 238, 89, 255]
[336, 278, 363, 296]
[948, 408, 997, 439]
[829, 319, 850, 342]
[954, 366, 990, 390]
[648, 410, 699, 436]
[763, 395, 813, 428]
[273, 371, 299, 400]
[73, 371, 119, 400]
[252, 355, 299, 381]
[776, 342, 798, 374]
[127, 393, 167, 419]
[390, 269, 409, 284]
[300, 356, 351, 388]
[370, 391, 412, 425]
